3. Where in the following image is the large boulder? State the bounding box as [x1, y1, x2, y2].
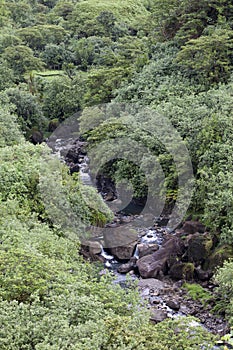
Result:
[186, 233, 213, 263]
[181, 220, 205, 234]
[137, 243, 159, 258]
[137, 237, 185, 278]
[103, 226, 138, 260]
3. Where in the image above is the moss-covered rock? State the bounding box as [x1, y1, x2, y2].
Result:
[169, 262, 195, 281]
[186, 233, 213, 263]
[203, 244, 233, 271]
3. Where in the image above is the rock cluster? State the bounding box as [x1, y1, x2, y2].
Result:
[137, 277, 229, 335]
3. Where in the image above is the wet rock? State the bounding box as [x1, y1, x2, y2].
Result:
[119, 216, 133, 224]
[89, 241, 102, 255]
[150, 296, 161, 305]
[65, 147, 81, 163]
[150, 309, 168, 323]
[137, 254, 167, 278]
[70, 163, 80, 174]
[138, 278, 165, 292]
[110, 242, 137, 260]
[179, 305, 191, 315]
[80, 249, 105, 263]
[137, 237, 185, 278]
[181, 220, 205, 234]
[117, 257, 137, 274]
[166, 300, 180, 311]
[186, 233, 213, 263]
[169, 262, 195, 281]
[137, 243, 159, 258]
[104, 227, 138, 260]
[96, 174, 117, 200]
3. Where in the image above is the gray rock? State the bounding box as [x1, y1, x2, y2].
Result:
[166, 300, 180, 311]
[81, 241, 102, 255]
[182, 220, 205, 234]
[117, 257, 136, 274]
[138, 278, 165, 291]
[137, 243, 159, 258]
[104, 226, 138, 260]
[150, 309, 168, 323]
[137, 237, 185, 278]
[195, 267, 212, 281]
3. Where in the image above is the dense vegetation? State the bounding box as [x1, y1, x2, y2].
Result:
[0, 0, 233, 348]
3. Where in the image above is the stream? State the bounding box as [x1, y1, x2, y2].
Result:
[47, 136, 230, 345]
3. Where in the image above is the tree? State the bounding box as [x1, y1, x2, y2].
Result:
[68, 0, 151, 37]
[41, 43, 72, 69]
[84, 66, 132, 105]
[42, 75, 85, 120]
[0, 33, 22, 54]
[49, 0, 74, 21]
[0, 61, 15, 91]
[17, 27, 44, 50]
[0, 105, 24, 147]
[175, 27, 233, 84]
[6, 0, 34, 27]
[5, 87, 46, 130]
[2, 45, 44, 77]
[70, 36, 116, 70]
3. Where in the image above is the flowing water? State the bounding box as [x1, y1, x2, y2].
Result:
[48, 137, 229, 344]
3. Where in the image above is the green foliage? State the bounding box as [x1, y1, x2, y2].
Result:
[0, 105, 24, 147]
[116, 41, 202, 106]
[49, 0, 74, 21]
[0, 247, 59, 302]
[40, 43, 72, 69]
[183, 283, 212, 305]
[41, 75, 85, 120]
[6, 1, 35, 27]
[4, 86, 46, 131]
[148, 0, 233, 44]
[176, 26, 233, 84]
[0, 0, 233, 347]
[0, 61, 15, 91]
[2, 45, 44, 77]
[0, 141, 113, 228]
[0, 33, 22, 53]
[0, 0, 10, 27]
[84, 66, 132, 105]
[214, 260, 233, 324]
[69, 0, 151, 37]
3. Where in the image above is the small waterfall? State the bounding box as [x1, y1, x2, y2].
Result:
[48, 138, 93, 187]
[133, 245, 139, 259]
[79, 156, 93, 186]
[100, 245, 114, 261]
